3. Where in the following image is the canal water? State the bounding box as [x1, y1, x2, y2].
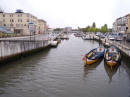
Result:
[0, 34, 129, 97]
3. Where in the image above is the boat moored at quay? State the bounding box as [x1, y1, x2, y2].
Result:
[83, 46, 105, 65]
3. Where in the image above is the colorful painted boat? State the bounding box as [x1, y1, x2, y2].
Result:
[84, 46, 104, 65]
[104, 46, 121, 68]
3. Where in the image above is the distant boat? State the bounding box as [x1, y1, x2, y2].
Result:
[82, 35, 92, 40]
[63, 35, 69, 39]
[83, 46, 104, 65]
[74, 33, 82, 37]
[50, 41, 58, 47]
[108, 35, 115, 41]
[104, 46, 121, 68]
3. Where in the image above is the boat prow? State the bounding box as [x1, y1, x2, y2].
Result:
[104, 46, 121, 68]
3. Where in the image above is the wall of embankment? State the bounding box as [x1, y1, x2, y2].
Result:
[0, 40, 51, 64]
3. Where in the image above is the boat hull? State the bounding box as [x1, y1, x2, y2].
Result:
[84, 57, 98, 65]
[106, 60, 117, 67]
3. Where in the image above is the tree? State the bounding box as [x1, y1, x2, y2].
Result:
[92, 22, 96, 28]
[100, 24, 108, 33]
[54, 28, 62, 31]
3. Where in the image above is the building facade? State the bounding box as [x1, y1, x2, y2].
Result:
[112, 14, 130, 34]
[38, 19, 47, 34]
[0, 10, 47, 36]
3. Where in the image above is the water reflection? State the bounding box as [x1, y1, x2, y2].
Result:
[0, 48, 51, 90]
[104, 63, 120, 83]
[83, 59, 102, 78]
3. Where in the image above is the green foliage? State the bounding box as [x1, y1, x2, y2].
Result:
[92, 22, 96, 28]
[100, 24, 108, 33]
[81, 22, 110, 33]
[54, 28, 63, 31]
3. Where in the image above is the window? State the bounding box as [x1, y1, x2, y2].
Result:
[3, 14, 5, 17]
[27, 19, 29, 22]
[27, 14, 29, 17]
[10, 19, 14, 22]
[18, 19, 22, 22]
[16, 24, 20, 27]
[3, 19, 5, 22]
[4, 24, 6, 26]
[10, 14, 13, 17]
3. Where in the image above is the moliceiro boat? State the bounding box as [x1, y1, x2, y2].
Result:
[83, 46, 104, 65]
[104, 46, 121, 68]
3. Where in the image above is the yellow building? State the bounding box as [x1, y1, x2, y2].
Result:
[38, 19, 47, 34]
[0, 10, 47, 36]
[125, 14, 130, 33]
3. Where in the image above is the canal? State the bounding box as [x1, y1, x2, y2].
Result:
[0, 34, 129, 97]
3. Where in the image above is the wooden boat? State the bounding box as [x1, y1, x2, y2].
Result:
[83, 46, 104, 65]
[104, 46, 121, 68]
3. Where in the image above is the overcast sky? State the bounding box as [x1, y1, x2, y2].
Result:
[0, 0, 130, 28]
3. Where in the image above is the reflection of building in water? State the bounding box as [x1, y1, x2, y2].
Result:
[104, 63, 120, 83]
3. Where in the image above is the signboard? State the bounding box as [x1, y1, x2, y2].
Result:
[29, 22, 35, 34]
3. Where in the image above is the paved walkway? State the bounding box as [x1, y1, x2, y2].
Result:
[0, 34, 50, 41]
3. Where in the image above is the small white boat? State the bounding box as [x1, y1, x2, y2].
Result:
[50, 41, 58, 47]
[82, 35, 91, 40]
[63, 35, 69, 39]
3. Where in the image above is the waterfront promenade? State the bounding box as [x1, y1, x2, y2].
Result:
[92, 34, 130, 57]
